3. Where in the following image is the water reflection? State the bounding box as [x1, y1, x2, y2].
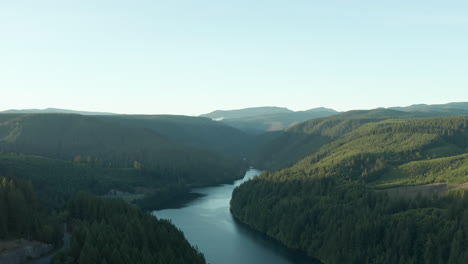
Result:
[153, 169, 319, 264]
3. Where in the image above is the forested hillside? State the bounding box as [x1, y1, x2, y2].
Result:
[52, 193, 205, 264]
[97, 115, 251, 157]
[0, 113, 252, 264]
[252, 109, 468, 170]
[0, 176, 62, 244]
[0, 154, 145, 208]
[252, 116, 387, 170]
[0, 114, 246, 181]
[231, 116, 468, 263]
[0, 177, 207, 264]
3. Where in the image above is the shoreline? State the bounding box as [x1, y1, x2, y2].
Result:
[229, 210, 323, 264]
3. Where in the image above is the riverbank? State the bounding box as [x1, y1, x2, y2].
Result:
[154, 169, 316, 264]
[229, 211, 323, 264]
[136, 168, 249, 211]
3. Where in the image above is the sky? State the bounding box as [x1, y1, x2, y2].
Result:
[1, 1, 467, 115]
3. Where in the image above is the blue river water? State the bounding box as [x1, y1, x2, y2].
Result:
[153, 169, 318, 264]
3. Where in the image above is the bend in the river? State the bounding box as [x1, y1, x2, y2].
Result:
[153, 169, 319, 264]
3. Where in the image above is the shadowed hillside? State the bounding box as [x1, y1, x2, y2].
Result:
[0, 114, 246, 184]
[97, 115, 252, 157]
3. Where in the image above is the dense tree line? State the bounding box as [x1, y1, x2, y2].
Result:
[0, 168, 208, 264]
[0, 176, 62, 244]
[52, 193, 206, 264]
[0, 154, 144, 208]
[231, 177, 468, 263]
[0, 153, 245, 210]
[135, 183, 202, 210]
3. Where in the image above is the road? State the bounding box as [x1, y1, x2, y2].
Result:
[32, 224, 71, 264]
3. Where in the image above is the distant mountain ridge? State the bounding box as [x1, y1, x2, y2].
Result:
[201, 106, 293, 120]
[389, 102, 468, 112]
[201, 106, 336, 120]
[3, 102, 467, 134]
[200, 106, 339, 134]
[0, 108, 117, 115]
[202, 102, 468, 134]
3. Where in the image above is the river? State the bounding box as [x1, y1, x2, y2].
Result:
[153, 169, 318, 264]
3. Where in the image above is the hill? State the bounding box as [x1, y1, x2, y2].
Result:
[252, 108, 468, 170]
[0, 113, 254, 264]
[251, 109, 412, 170]
[201, 107, 338, 134]
[0, 114, 250, 211]
[231, 116, 468, 263]
[281, 116, 468, 182]
[389, 102, 468, 114]
[201, 106, 293, 119]
[0, 174, 207, 264]
[52, 193, 206, 264]
[201, 103, 468, 134]
[97, 115, 252, 157]
[0, 108, 117, 115]
[0, 114, 245, 178]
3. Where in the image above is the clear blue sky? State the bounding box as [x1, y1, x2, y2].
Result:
[1, 1, 467, 115]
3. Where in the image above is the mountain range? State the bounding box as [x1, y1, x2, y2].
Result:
[201, 102, 468, 133]
[3, 102, 467, 134]
[0, 108, 117, 115]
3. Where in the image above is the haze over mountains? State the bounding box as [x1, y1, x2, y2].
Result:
[200, 102, 468, 133]
[201, 107, 338, 134]
[389, 102, 468, 112]
[1, 106, 333, 135]
[1, 108, 117, 115]
[5, 102, 465, 135]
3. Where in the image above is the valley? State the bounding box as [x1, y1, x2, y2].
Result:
[0, 102, 467, 263]
[3, 1, 467, 262]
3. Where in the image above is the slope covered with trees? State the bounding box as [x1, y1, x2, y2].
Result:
[0, 154, 145, 208]
[0, 175, 207, 264]
[0, 176, 62, 244]
[97, 114, 251, 158]
[0, 114, 249, 209]
[231, 116, 468, 263]
[232, 178, 468, 263]
[0, 113, 247, 263]
[252, 109, 468, 171]
[252, 116, 388, 170]
[52, 193, 205, 264]
[0, 114, 246, 181]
